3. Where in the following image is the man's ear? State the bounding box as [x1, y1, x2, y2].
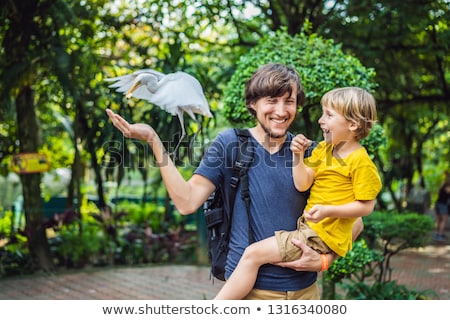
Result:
[248, 102, 257, 116]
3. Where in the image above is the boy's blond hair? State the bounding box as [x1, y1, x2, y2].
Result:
[321, 87, 377, 141]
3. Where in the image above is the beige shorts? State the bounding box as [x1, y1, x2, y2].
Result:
[244, 282, 320, 300]
[275, 216, 331, 262]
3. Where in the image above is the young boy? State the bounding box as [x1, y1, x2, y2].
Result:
[214, 86, 382, 299]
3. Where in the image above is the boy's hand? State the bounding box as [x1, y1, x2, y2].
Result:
[303, 204, 328, 223]
[291, 134, 312, 154]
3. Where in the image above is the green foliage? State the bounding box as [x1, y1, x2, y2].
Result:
[0, 210, 13, 236]
[223, 28, 377, 126]
[361, 123, 387, 157]
[52, 222, 112, 268]
[115, 201, 166, 231]
[362, 210, 435, 285]
[0, 241, 31, 278]
[325, 239, 383, 283]
[344, 281, 436, 300]
[45, 200, 197, 268]
[362, 210, 435, 251]
[0, 211, 31, 277]
[323, 210, 436, 299]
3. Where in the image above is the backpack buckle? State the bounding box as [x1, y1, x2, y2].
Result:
[230, 176, 239, 189]
[234, 161, 244, 170]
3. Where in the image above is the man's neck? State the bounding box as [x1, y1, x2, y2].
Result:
[249, 126, 287, 154]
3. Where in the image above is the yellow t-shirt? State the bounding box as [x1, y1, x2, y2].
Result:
[304, 141, 382, 256]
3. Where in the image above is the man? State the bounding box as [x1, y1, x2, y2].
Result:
[106, 63, 362, 299]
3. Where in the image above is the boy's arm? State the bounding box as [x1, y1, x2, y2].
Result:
[291, 134, 315, 191]
[304, 199, 376, 223]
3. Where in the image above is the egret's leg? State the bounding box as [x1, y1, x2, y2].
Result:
[183, 109, 202, 153]
[172, 111, 186, 160]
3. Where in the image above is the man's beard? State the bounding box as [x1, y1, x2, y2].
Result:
[258, 120, 288, 139]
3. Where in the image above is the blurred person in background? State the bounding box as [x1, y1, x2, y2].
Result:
[433, 171, 450, 241]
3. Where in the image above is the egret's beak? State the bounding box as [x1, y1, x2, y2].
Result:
[126, 81, 141, 98]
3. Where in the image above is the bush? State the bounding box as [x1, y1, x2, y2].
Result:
[223, 28, 377, 130]
[345, 281, 437, 300]
[322, 210, 436, 299]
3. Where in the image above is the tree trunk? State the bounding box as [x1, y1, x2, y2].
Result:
[16, 86, 54, 272]
[320, 271, 336, 299]
[76, 101, 106, 208]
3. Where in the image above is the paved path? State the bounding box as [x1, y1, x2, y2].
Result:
[0, 243, 449, 300]
[0, 264, 223, 300]
[389, 242, 449, 299]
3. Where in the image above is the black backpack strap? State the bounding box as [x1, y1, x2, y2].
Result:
[202, 129, 254, 281]
[227, 131, 245, 215]
[228, 128, 253, 211]
[220, 129, 254, 256]
[233, 128, 255, 245]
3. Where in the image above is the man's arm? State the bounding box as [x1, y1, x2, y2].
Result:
[106, 108, 214, 214]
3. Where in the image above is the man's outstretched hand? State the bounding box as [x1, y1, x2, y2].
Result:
[106, 108, 156, 143]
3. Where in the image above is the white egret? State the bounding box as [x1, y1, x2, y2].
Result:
[106, 68, 212, 158]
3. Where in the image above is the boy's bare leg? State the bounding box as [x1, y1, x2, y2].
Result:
[214, 236, 282, 300]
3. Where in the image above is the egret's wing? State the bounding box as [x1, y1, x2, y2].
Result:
[105, 68, 165, 84]
[105, 75, 135, 93]
[106, 69, 212, 118]
[154, 72, 212, 118]
[105, 69, 165, 101]
[135, 68, 165, 80]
